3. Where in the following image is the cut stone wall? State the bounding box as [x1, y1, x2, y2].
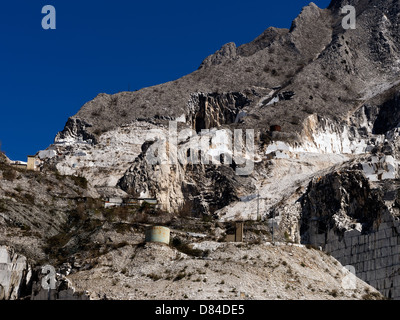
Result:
[321, 212, 400, 299]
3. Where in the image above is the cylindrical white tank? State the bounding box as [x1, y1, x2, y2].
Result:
[145, 226, 170, 245]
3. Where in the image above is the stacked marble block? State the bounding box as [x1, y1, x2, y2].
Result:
[324, 212, 400, 299]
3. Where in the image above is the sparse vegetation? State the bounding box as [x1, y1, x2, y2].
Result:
[328, 289, 338, 298]
[173, 272, 187, 281]
[70, 175, 88, 189]
[305, 244, 319, 250]
[0, 200, 6, 213]
[138, 201, 151, 214]
[2, 166, 17, 181]
[23, 193, 35, 204]
[283, 231, 290, 241]
[54, 170, 66, 181]
[362, 288, 384, 300]
[91, 110, 101, 117]
[147, 273, 162, 281]
[303, 105, 314, 114]
[171, 237, 204, 257]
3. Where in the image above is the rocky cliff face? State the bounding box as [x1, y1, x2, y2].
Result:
[5, 0, 400, 299]
[0, 246, 31, 300]
[188, 92, 251, 132]
[117, 125, 257, 215]
[0, 246, 90, 300]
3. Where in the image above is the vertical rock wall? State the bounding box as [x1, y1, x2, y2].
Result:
[0, 246, 89, 300]
[0, 246, 31, 300]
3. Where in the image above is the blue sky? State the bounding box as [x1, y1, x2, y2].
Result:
[0, 0, 331, 161]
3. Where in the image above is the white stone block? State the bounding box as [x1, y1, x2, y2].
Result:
[0, 248, 11, 264]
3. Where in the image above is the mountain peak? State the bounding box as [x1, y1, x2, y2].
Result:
[198, 42, 237, 69]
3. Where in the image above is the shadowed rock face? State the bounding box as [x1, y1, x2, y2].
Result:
[188, 92, 252, 132]
[300, 171, 384, 240]
[371, 94, 400, 135]
[55, 118, 96, 145]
